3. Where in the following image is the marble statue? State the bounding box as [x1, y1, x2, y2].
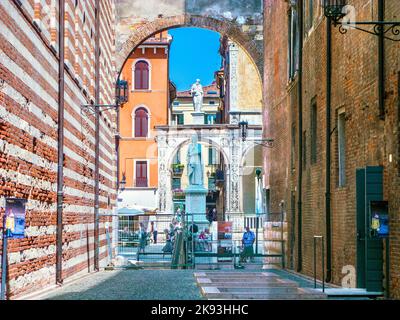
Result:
[187, 134, 203, 186]
[191, 79, 204, 112]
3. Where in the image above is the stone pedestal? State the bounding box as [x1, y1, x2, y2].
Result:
[191, 112, 205, 125]
[185, 185, 208, 228]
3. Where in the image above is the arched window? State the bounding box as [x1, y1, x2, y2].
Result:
[134, 108, 148, 137]
[134, 61, 150, 90]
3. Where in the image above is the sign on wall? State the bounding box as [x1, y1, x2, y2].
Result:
[217, 221, 233, 261]
[4, 198, 26, 239]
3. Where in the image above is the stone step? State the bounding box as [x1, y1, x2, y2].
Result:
[194, 272, 278, 277]
[201, 287, 327, 300]
[216, 287, 300, 294]
[194, 274, 279, 280]
[196, 279, 298, 288]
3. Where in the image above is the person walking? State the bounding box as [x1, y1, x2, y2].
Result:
[206, 207, 213, 224]
[212, 208, 217, 222]
[137, 222, 147, 254]
[240, 226, 255, 263]
[149, 221, 158, 244]
[162, 228, 173, 257]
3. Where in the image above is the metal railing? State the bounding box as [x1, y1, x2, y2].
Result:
[193, 239, 286, 269]
[313, 235, 325, 292]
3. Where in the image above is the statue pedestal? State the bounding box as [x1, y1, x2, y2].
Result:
[185, 185, 208, 227]
[191, 112, 205, 125]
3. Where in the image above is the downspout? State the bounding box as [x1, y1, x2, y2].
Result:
[94, 0, 100, 271]
[116, 80, 120, 190]
[56, 0, 65, 285]
[296, 0, 304, 273]
[326, 16, 332, 283]
[378, 0, 385, 120]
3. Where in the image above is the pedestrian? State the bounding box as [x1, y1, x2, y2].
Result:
[206, 207, 213, 224]
[137, 222, 147, 254]
[212, 208, 217, 222]
[162, 228, 173, 257]
[148, 221, 158, 244]
[240, 226, 255, 263]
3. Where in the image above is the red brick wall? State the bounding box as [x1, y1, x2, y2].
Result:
[0, 0, 117, 298]
[264, 0, 400, 298]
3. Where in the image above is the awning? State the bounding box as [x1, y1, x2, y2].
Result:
[117, 205, 158, 216]
[117, 207, 144, 216]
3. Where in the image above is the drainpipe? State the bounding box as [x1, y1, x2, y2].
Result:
[296, 0, 304, 273]
[94, 0, 100, 271]
[378, 0, 385, 120]
[56, 0, 65, 285]
[116, 79, 121, 190]
[325, 16, 332, 283]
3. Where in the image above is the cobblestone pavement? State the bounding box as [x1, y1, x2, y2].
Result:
[40, 270, 204, 300]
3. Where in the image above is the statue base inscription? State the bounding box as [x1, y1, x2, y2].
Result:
[185, 185, 208, 225]
[191, 112, 205, 125]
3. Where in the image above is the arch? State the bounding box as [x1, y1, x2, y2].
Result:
[166, 136, 229, 169]
[116, 14, 263, 79]
[241, 144, 263, 214]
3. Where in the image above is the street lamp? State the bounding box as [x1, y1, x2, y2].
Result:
[238, 121, 274, 148]
[81, 80, 129, 114]
[120, 173, 127, 192]
[324, 0, 400, 42]
[116, 79, 129, 105]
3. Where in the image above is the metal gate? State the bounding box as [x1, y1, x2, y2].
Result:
[117, 213, 194, 269]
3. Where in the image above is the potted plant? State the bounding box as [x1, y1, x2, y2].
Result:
[172, 163, 184, 175]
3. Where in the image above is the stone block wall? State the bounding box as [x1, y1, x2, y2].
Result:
[0, 0, 117, 298]
[263, 0, 400, 298]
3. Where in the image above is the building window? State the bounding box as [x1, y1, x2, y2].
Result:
[310, 100, 317, 164]
[172, 178, 181, 190]
[205, 114, 217, 124]
[288, 1, 299, 80]
[134, 108, 148, 137]
[209, 101, 216, 105]
[208, 147, 218, 165]
[305, 0, 314, 32]
[338, 109, 346, 187]
[302, 130, 307, 169]
[135, 161, 148, 187]
[291, 123, 296, 170]
[134, 61, 149, 90]
[173, 114, 184, 125]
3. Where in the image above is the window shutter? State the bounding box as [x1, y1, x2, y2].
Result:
[134, 108, 148, 137]
[135, 61, 149, 90]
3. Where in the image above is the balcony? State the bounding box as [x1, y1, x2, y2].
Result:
[172, 164, 184, 177]
[135, 177, 148, 188]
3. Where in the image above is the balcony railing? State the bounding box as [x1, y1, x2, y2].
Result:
[135, 178, 148, 188]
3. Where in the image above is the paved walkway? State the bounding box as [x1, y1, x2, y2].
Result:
[40, 270, 204, 300]
[35, 267, 371, 300]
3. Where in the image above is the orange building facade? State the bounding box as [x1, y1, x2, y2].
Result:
[119, 31, 173, 209]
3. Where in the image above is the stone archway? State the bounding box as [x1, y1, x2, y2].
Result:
[116, 14, 263, 78]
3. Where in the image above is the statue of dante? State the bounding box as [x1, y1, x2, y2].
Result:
[187, 134, 203, 186]
[191, 79, 204, 112]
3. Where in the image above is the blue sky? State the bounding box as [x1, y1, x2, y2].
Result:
[169, 27, 222, 91]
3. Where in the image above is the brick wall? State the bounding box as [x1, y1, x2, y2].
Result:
[264, 0, 400, 298]
[0, 0, 117, 298]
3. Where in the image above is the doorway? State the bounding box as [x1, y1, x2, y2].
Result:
[356, 166, 384, 292]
